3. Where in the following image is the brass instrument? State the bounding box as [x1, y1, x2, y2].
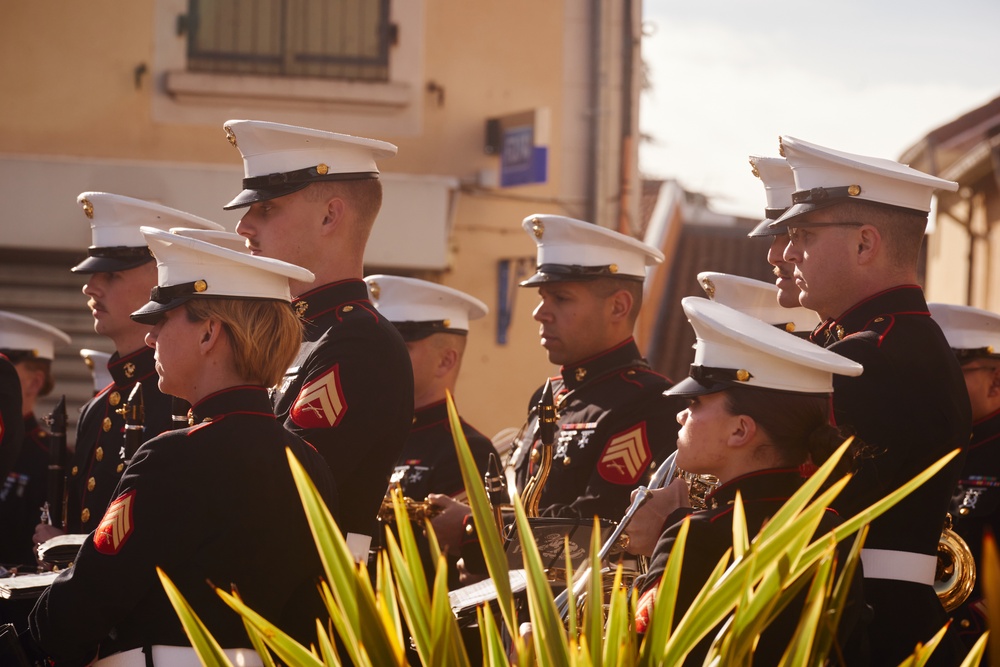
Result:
[521, 379, 556, 518]
[377, 489, 445, 523]
[40, 396, 67, 528]
[935, 513, 976, 612]
[485, 453, 508, 539]
[555, 450, 720, 623]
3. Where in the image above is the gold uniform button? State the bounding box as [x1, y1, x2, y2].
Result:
[342, 305, 354, 313]
[95, 447, 104, 462]
[109, 391, 121, 406]
[71, 466, 79, 477]
[81, 508, 91, 523]
[465, 522, 475, 534]
[562, 456, 571, 466]
[102, 417, 112, 432]
[116, 463, 124, 473]
[530, 448, 540, 464]
[87, 477, 96, 491]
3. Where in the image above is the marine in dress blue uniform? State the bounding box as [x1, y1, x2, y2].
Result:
[929, 302, 1000, 649]
[508, 215, 680, 521]
[62, 193, 224, 536]
[0, 311, 71, 567]
[762, 135, 971, 666]
[0, 355, 24, 485]
[224, 120, 414, 549]
[28, 225, 338, 666]
[631, 296, 867, 665]
[365, 274, 498, 589]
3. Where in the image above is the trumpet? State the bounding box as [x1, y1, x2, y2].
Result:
[521, 379, 556, 518]
[936, 513, 975, 612]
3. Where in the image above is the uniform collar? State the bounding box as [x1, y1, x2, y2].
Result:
[973, 405, 1000, 431]
[188, 385, 274, 424]
[706, 467, 809, 507]
[412, 399, 449, 430]
[810, 285, 928, 345]
[291, 279, 371, 324]
[560, 338, 645, 391]
[108, 346, 157, 387]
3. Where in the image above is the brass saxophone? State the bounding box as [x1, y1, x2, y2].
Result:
[520, 379, 556, 518]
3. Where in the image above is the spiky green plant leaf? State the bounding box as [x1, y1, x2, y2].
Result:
[156, 567, 234, 667]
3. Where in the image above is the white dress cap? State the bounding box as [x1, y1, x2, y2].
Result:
[365, 274, 488, 341]
[667, 297, 862, 397]
[697, 272, 819, 335]
[519, 214, 664, 286]
[169, 228, 249, 254]
[0, 311, 71, 361]
[928, 302, 1000, 361]
[222, 119, 398, 210]
[72, 192, 225, 274]
[80, 348, 113, 392]
[747, 156, 795, 237]
[770, 135, 959, 228]
[130, 227, 315, 324]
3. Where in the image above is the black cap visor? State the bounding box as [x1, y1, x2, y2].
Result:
[223, 169, 379, 210]
[520, 264, 644, 287]
[71, 247, 154, 274]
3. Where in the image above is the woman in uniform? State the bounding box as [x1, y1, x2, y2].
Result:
[28, 227, 337, 666]
[627, 296, 868, 665]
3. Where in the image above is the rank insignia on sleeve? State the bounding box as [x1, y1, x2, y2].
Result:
[634, 585, 658, 634]
[93, 490, 136, 555]
[290, 364, 347, 429]
[597, 423, 650, 484]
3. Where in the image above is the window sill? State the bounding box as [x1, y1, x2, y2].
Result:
[164, 70, 412, 110]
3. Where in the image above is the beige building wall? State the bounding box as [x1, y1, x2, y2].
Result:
[0, 1, 642, 440]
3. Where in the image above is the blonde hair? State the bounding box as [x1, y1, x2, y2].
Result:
[183, 298, 302, 387]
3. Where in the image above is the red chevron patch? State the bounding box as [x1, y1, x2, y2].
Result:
[634, 585, 658, 634]
[93, 490, 136, 555]
[597, 423, 650, 485]
[290, 365, 347, 430]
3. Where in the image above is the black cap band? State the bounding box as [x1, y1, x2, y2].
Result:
[242, 167, 377, 191]
[149, 280, 208, 304]
[393, 321, 468, 342]
[790, 185, 861, 205]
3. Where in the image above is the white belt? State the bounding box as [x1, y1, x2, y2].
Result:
[860, 548, 937, 586]
[93, 645, 264, 667]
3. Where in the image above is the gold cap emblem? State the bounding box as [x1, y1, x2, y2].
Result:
[80, 198, 94, 219]
[531, 218, 544, 238]
[785, 323, 796, 333]
[736, 369, 750, 382]
[700, 277, 716, 299]
[847, 184, 862, 197]
[369, 281, 380, 300]
[83, 355, 95, 370]
[194, 280, 208, 293]
[609, 264, 618, 274]
[316, 163, 329, 175]
[749, 158, 760, 179]
[442, 319, 451, 328]
[988, 345, 995, 355]
[224, 125, 237, 148]
[778, 136, 786, 157]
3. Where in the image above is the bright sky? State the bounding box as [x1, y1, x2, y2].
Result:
[639, 0, 1000, 218]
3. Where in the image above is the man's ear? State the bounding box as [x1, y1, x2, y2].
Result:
[856, 225, 881, 264]
[436, 347, 459, 378]
[320, 196, 346, 235]
[609, 289, 634, 323]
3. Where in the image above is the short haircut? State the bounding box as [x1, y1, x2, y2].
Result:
[305, 178, 383, 240]
[588, 277, 644, 324]
[183, 298, 302, 388]
[829, 200, 927, 268]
